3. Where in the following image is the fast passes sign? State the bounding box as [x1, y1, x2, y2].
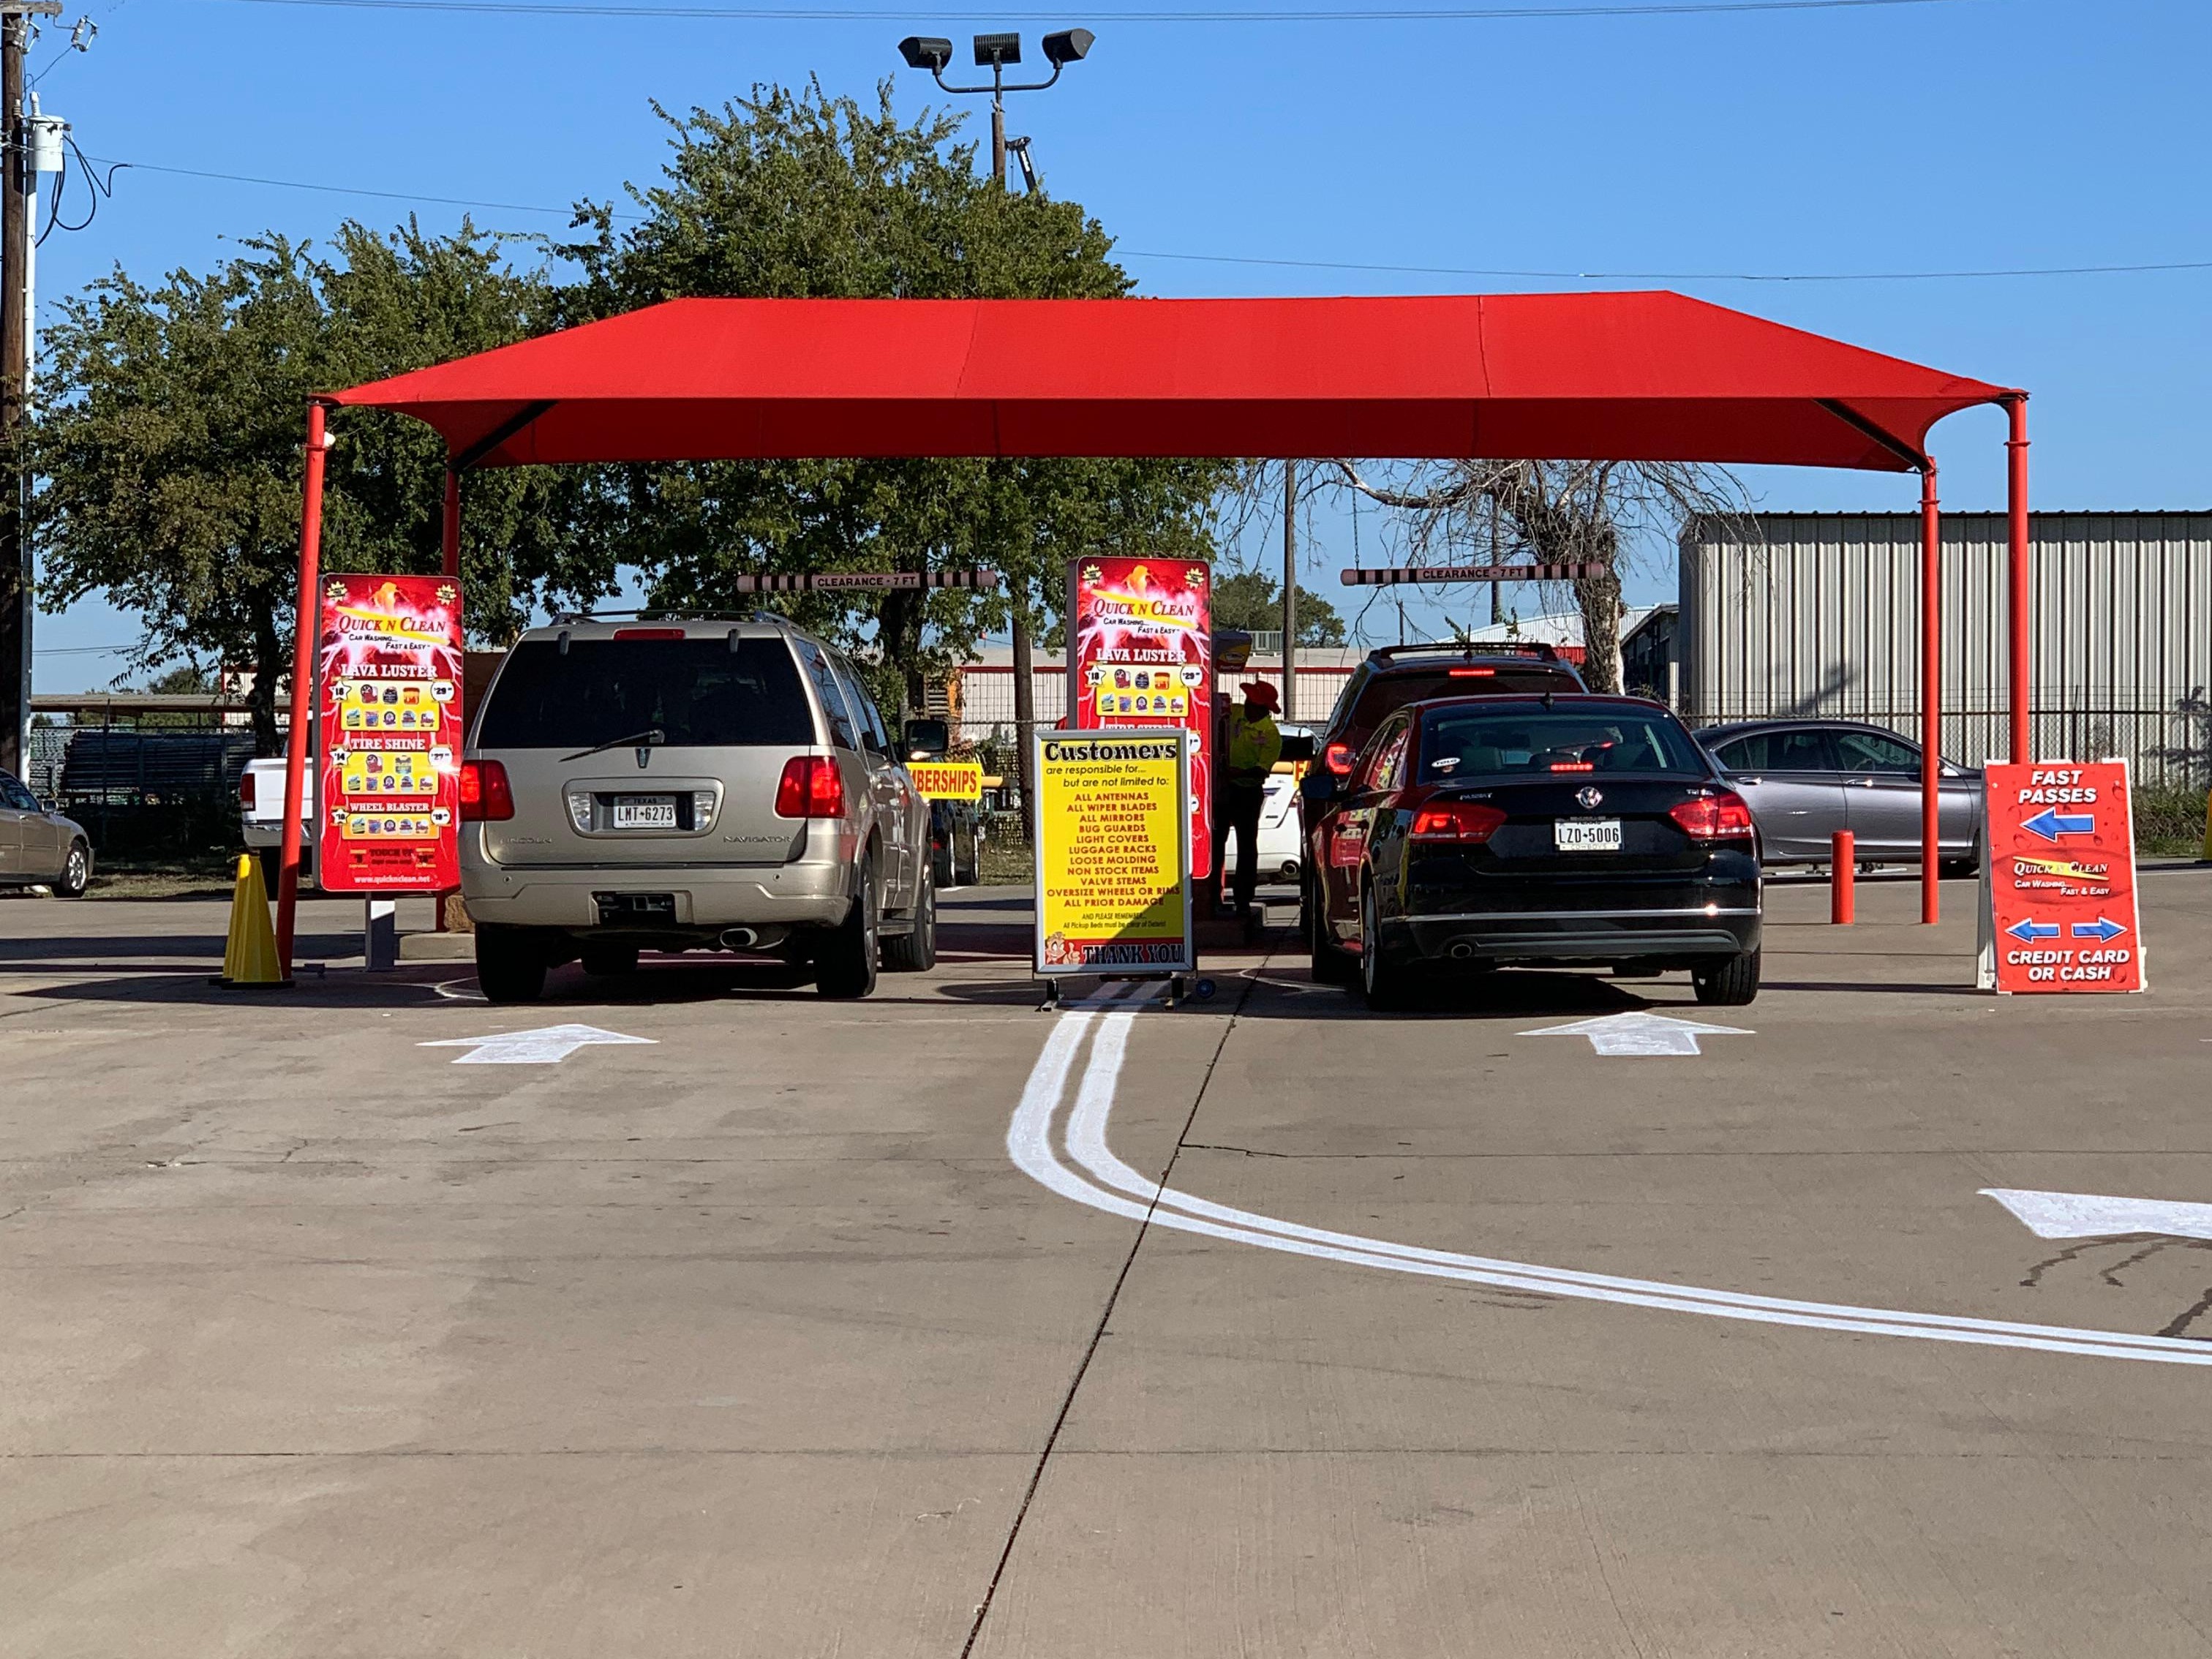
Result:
[1979, 761, 2144, 994]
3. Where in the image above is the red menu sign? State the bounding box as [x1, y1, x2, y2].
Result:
[1981, 760, 2144, 994]
[1067, 557, 1214, 879]
[316, 573, 464, 893]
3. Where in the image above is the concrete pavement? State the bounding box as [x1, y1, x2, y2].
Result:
[4, 869, 2211, 1655]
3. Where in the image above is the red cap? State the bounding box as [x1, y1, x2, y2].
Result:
[1239, 680, 1280, 712]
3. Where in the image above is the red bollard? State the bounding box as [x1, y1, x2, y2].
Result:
[1831, 830, 1855, 925]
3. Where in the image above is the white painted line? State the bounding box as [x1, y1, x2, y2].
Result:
[1982, 1188, 2212, 1243]
[1521, 1011, 1752, 1056]
[1010, 1006, 2212, 1367]
[418, 1023, 658, 1065]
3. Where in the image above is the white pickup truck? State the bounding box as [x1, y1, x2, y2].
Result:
[238, 756, 314, 884]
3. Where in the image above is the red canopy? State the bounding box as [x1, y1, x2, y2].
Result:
[333, 290, 2012, 473]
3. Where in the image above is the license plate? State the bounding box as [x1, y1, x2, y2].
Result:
[1554, 817, 1622, 852]
[612, 795, 678, 830]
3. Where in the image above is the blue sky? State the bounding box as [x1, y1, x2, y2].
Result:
[26, 0, 2209, 686]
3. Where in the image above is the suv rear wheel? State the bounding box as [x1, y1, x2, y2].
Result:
[816, 862, 880, 999]
[881, 862, 936, 973]
[477, 923, 549, 1005]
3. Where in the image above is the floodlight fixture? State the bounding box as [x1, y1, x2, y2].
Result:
[972, 31, 1020, 66]
[898, 34, 953, 69]
[1040, 27, 1093, 64]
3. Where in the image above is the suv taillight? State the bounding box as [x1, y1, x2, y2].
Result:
[1410, 801, 1507, 843]
[775, 756, 846, 819]
[459, 759, 514, 821]
[1668, 791, 1756, 842]
[238, 771, 256, 810]
[1324, 742, 1356, 775]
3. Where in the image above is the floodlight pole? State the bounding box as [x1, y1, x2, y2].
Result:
[901, 31, 1086, 837]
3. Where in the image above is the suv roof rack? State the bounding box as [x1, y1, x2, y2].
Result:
[544, 609, 781, 627]
[1368, 641, 1562, 663]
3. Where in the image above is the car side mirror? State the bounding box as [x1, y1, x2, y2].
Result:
[1278, 734, 1315, 764]
[903, 718, 949, 760]
[1301, 768, 1344, 804]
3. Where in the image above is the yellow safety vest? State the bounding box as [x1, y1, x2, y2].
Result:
[1225, 710, 1282, 783]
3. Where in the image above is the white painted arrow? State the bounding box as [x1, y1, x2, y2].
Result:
[1521, 1010, 1753, 1056]
[1981, 1187, 2212, 1243]
[418, 1023, 658, 1066]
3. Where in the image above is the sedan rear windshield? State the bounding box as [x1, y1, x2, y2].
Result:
[475, 639, 813, 749]
[1421, 707, 1709, 780]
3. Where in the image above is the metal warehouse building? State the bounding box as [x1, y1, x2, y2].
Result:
[1680, 511, 2212, 778]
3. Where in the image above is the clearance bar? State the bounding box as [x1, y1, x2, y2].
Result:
[1341, 563, 1607, 585]
[726, 571, 1001, 592]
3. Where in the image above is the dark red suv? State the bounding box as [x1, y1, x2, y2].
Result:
[1298, 644, 1585, 977]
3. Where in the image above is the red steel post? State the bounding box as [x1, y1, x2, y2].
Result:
[1832, 830, 1855, 925]
[1919, 464, 1941, 925]
[274, 402, 331, 974]
[442, 466, 462, 579]
[2005, 396, 2031, 764]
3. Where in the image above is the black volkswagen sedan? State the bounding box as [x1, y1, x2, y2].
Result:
[1309, 696, 1762, 1009]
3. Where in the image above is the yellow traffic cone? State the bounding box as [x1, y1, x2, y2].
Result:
[214, 853, 290, 990]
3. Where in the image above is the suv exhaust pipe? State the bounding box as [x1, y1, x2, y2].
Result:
[719, 927, 760, 949]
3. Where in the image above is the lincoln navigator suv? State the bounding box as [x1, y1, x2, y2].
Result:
[461, 617, 935, 1003]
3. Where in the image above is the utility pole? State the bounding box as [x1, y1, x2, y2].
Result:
[0, 1, 59, 778]
[1280, 460, 1296, 725]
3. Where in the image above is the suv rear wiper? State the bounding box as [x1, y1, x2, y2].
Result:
[561, 726, 666, 763]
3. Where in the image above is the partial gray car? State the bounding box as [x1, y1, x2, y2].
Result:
[460, 617, 934, 1002]
[0, 770, 92, 897]
[1693, 721, 1982, 870]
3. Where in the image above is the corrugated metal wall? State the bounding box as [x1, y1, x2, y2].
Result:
[1680, 512, 2212, 777]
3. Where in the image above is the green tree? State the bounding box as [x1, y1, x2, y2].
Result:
[29, 222, 600, 753]
[558, 80, 1227, 711]
[1208, 570, 1347, 647]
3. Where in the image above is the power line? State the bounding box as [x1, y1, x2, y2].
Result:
[1116, 247, 2212, 283]
[203, 0, 1988, 22]
[87, 151, 2212, 285]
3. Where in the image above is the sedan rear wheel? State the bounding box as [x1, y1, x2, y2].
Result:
[1693, 948, 1761, 1007]
[1358, 882, 1410, 1012]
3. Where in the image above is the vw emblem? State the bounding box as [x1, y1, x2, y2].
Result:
[1576, 786, 1603, 810]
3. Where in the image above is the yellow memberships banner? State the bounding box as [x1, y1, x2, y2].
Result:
[1033, 730, 1192, 975]
[908, 759, 985, 802]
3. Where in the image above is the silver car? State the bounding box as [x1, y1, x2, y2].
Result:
[1694, 720, 1983, 871]
[0, 770, 91, 897]
[461, 617, 934, 1003]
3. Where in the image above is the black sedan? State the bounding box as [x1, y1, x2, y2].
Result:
[1308, 696, 1763, 1009]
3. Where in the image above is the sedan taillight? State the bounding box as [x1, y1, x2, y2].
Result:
[1410, 801, 1507, 843]
[1668, 791, 1756, 842]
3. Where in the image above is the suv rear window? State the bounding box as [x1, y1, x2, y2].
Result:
[1421, 705, 1708, 779]
[475, 639, 813, 749]
[1344, 666, 1581, 750]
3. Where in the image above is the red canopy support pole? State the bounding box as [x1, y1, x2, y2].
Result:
[2004, 394, 2031, 763]
[1919, 462, 1941, 925]
[442, 465, 462, 578]
[274, 402, 331, 976]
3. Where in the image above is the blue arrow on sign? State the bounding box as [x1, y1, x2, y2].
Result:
[2021, 808, 2096, 842]
[2070, 915, 2128, 943]
[2006, 917, 2061, 943]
